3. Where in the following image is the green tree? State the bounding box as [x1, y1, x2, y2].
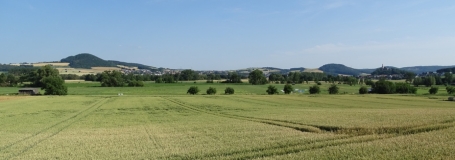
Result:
[444, 72, 453, 84]
[41, 76, 68, 95]
[162, 74, 176, 83]
[404, 72, 416, 83]
[187, 86, 200, 95]
[328, 84, 339, 94]
[29, 65, 60, 87]
[309, 85, 320, 94]
[155, 77, 163, 83]
[429, 86, 439, 94]
[359, 86, 368, 94]
[413, 77, 422, 87]
[266, 85, 278, 95]
[6, 74, 18, 86]
[27, 65, 68, 95]
[283, 84, 293, 94]
[365, 79, 374, 86]
[372, 80, 396, 94]
[395, 83, 417, 94]
[226, 72, 242, 83]
[206, 87, 217, 95]
[100, 70, 125, 87]
[128, 80, 144, 87]
[0, 73, 7, 86]
[180, 69, 196, 81]
[288, 72, 301, 83]
[423, 76, 436, 87]
[268, 73, 283, 83]
[446, 86, 455, 94]
[224, 87, 234, 95]
[248, 70, 267, 85]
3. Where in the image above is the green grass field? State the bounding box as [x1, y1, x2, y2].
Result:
[1, 82, 455, 159]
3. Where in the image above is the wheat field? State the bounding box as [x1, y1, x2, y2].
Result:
[1, 94, 454, 159]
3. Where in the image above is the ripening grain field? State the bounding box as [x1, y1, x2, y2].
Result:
[1, 95, 455, 159]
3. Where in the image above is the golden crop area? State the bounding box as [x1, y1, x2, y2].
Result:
[1, 95, 455, 159]
[303, 68, 324, 73]
[32, 63, 70, 67]
[57, 67, 121, 76]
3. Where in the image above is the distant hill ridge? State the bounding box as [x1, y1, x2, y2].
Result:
[60, 53, 152, 69]
[5, 53, 450, 75]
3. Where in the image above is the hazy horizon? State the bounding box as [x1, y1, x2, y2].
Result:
[1, 1, 454, 70]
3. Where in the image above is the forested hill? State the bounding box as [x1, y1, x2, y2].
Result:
[401, 66, 455, 74]
[60, 53, 152, 69]
[437, 67, 455, 73]
[318, 64, 366, 75]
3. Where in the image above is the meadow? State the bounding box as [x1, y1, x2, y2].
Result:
[1, 82, 455, 159]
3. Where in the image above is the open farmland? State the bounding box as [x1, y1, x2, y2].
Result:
[56, 67, 121, 76]
[1, 94, 455, 159]
[32, 63, 70, 67]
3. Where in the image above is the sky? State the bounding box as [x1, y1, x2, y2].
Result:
[1, 0, 455, 70]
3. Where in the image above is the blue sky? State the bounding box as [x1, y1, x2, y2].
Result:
[1, 0, 454, 70]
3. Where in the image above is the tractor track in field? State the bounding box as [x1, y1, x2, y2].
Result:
[1, 97, 110, 160]
[216, 96, 284, 107]
[161, 97, 325, 133]
[161, 97, 455, 160]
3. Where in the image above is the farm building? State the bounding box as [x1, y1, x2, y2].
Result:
[18, 88, 40, 95]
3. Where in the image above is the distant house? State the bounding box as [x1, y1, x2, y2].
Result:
[18, 88, 40, 95]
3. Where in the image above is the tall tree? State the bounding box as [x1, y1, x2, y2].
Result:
[444, 72, 453, 84]
[404, 72, 416, 83]
[180, 69, 196, 81]
[248, 70, 267, 85]
[423, 76, 436, 87]
[413, 77, 422, 87]
[227, 72, 242, 83]
[6, 74, 18, 86]
[100, 70, 125, 87]
[0, 73, 6, 86]
[268, 73, 283, 83]
[29, 65, 68, 95]
[41, 76, 68, 95]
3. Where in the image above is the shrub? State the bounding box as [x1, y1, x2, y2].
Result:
[317, 82, 322, 85]
[395, 83, 417, 94]
[359, 86, 368, 94]
[446, 86, 455, 94]
[206, 80, 214, 83]
[266, 85, 278, 95]
[328, 84, 339, 94]
[283, 84, 293, 94]
[309, 85, 320, 94]
[206, 87, 217, 95]
[128, 80, 144, 87]
[224, 87, 234, 95]
[365, 80, 374, 86]
[187, 86, 200, 95]
[372, 80, 396, 94]
[429, 86, 439, 94]
[448, 97, 454, 101]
